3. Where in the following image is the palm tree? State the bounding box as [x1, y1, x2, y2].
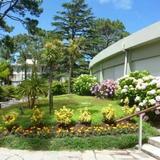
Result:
[43, 39, 63, 114]
[18, 77, 47, 108]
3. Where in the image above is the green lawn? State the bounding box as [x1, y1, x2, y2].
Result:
[0, 94, 124, 127]
[0, 94, 159, 150]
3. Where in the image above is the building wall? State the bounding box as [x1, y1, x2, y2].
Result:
[91, 40, 160, 81]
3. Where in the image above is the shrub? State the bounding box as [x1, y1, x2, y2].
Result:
[102, 106, 115, 124]
[31, 107, 44, 124]
[55, 106, 73, 126]
[52, 81, 67, 95]
[91, 80, 117, 98]
[79, 108, 92, 125]
[0, 85, 18, 101]
[117, 70, 152, 106]
[122, 105, 136, 116]
[117, 70, 160, 121]
[73, 74, 97, 95]
[2, 112, 17, 127]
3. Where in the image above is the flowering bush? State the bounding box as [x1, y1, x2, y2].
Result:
[117, 70, 160, 120]
[55, 122, 138, 137]
[2, 112, 17, 127]
[102, 106, 115, 124]
[31, 107, 43, 124]
[55, 106, 73, 126]
[73, 74, 97, 95]
[79, 108, 92, 125]
[91, 80, 117, 98]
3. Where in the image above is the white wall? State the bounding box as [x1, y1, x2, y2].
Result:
[91, 40, 160, 81]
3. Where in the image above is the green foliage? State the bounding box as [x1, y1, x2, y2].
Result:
[86, 18, 129, 59]
[0, 85, 18, 101]
[17, 77, 47, 108]
[2, 85, 18, 99]
[102, 106, 115, 124]
[53, 0, 93, 40]
[52, 0, 94, 85]
[52, 81, 67, 96]
[0, 61, 10, 79]
[73, 74, 97, 95]
[0, 0, 43, 32]
[0, 95, 158, 150]
[55, 106, 73, 126]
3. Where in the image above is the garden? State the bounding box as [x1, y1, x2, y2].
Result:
[0, 0, 159, 152]
[0, 71, 159, 150]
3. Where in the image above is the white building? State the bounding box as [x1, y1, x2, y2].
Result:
[11, 59, 38, 86]
[89, 22, 160, 82]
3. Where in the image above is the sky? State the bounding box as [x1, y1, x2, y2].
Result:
[8, 0, 160, 36]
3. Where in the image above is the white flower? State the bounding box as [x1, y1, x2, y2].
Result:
[137, 79, 144, 83]
[156, 96, 160, 102]
[135, 96, 141, 102]
[136, 83, 147, 90]
[136, 107, 140, 112]
[142, 100, 147, 105]
[147, 89, 156, 95]
[143, 76, 149, 81]
[150, 79, 157, 85]
[139, 102, 144, 107]
[121, 88, 127, 93]
[124, 85, 128, 89]
[120, 99, 123, 103]
[149, 99, 156, 105]
[155, 109, 160, 115]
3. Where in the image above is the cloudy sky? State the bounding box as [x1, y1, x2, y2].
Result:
[8, 0, 160, 35]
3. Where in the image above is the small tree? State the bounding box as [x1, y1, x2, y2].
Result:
[43, 39, 63, 114]
[18, 77, 47, 108]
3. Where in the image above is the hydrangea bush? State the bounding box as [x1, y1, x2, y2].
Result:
[117, 70, 160, 120]
[73, 74, 97, 95]
[91, 80, 117, 98]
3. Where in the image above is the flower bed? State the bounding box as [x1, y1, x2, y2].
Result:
[55, 122, 138, 138]
[0, 122, 138, 138]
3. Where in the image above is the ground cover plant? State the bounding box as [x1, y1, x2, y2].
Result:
[0, 94, 159, 150]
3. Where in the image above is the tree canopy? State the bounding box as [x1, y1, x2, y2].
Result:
[0, 0, 43, 33]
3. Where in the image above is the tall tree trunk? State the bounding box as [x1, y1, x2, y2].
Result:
[30, 95, 36, 109]
[48, 66, 53, 114]
[68, 55, 72, 94]
[24, 62, 27, 80]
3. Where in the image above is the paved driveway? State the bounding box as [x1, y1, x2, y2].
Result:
[0, 148, 156, 160]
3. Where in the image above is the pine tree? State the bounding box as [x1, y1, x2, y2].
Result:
[52, 0, 94, 93]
